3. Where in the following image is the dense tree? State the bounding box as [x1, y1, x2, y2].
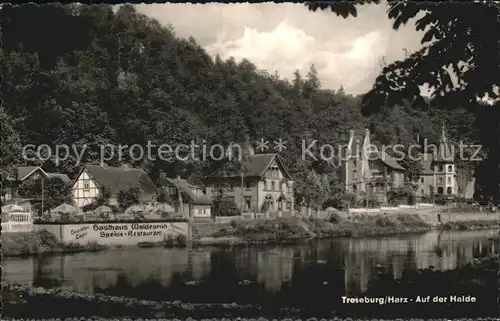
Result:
[17, 177, 72, 213]
[307, 0, 499, 201]
[213, 193, 240, 217]
[117, 187, 141, 210]
[1, 4, 487, 208]
[0, 113, 23, 179]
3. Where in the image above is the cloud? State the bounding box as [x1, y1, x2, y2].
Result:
[206, 20, 389, 93]
[136, 3, 424, 94]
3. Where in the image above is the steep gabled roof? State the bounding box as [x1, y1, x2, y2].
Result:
[205, 153, 293, 180]
[371, 151, 406, 171]
[347, 128, 405, 171]
[434, 123, 454, 163]
[246, 154, 292, 179]
[46, 173, 71, 183]
[17, 166, 46, 181]
[77, 165, 158, 201]
[160, 177, 213, 205]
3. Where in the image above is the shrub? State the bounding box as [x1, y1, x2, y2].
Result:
[328, 212, 342, 224]
[230, 219, 240, 228]
[341, 192, 357, 209]
[174, 234, 186, 246]
[214, 195, 240, 216]
[435, 195, 451, 205]
[163, 234, 188, 247]
[366, 197, 381, 208]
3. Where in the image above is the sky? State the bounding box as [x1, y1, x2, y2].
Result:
[136, 2, 425, 95]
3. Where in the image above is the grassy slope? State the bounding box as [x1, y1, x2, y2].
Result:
[194, 214, 433, 243]
[2, 230, 107, 257]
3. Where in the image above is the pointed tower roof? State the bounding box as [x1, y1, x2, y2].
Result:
[434, 122, 454, 163]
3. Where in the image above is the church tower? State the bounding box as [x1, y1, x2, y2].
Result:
[433, 123, 456, 196]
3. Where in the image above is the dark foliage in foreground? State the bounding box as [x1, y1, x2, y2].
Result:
[306, 1, 500, 202]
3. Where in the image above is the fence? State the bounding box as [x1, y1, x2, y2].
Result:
[348, 203, 436, 215]
[1, 221, 34, 233]
[2, 211, 34, 233]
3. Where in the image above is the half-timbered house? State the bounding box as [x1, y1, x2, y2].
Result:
[72, 164, 158, 208]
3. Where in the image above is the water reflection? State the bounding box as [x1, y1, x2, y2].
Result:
[3, 229, 497, 304]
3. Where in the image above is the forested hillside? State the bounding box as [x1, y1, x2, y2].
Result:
[0, 4, 488, 206]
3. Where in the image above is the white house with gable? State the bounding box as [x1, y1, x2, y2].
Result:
[72, 164, 158, 208]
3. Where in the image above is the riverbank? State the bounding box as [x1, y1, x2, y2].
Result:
[3, 212, 497, 256]
[192, 213, 498, 245]
[1, 230, 108, 257]
[3, 254, 498, 318]
[1, 229, 187, 257]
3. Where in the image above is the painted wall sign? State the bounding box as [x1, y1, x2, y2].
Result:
[38, 222, 189, 246]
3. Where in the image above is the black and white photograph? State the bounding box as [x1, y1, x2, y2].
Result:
[1, 1, 499, 320]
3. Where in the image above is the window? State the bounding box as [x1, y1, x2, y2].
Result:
[83, 181, 90, 190]
[447, 187, 452, 194]
[438, 177, 443, 183]
[437, 187, 443, 194]
[420, 177, 424, 183]
[421, 189, 424, 195]
[245, 181, 251, 189]
[438, 165, 443, 172]
[245, 197, 252, 210]
[271, 181, 275, 191]
[264, 195, 274, 209]
[447, 165, 453, 172]
[269, 165, 280, 177]
[447, 177, 451, 184]
[353, 184, 357, 192]
[353, 173, 358, 180]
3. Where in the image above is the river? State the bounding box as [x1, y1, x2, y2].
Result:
[3, 229, 498, 317]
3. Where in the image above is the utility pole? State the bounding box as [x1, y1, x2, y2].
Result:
[239, 135, 250, 216]
[41, 176, 44, 217]
[383, 166, 388, 204]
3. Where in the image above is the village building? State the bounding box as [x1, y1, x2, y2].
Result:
[157, 175, 213, 219]
[72, 164, 158, 208]
[2, 166, 71, 202]
[202, 143, 295, 216]
[415, 125, 474, 199]
[344, 129, 406, 203]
